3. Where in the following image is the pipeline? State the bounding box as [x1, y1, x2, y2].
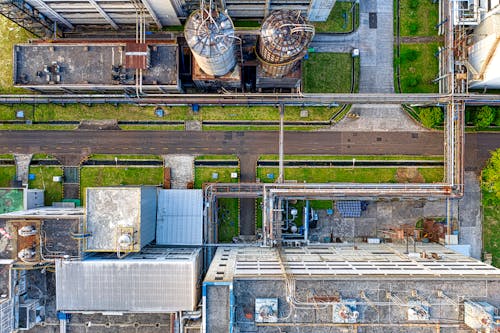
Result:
[179, 308, 202, 333]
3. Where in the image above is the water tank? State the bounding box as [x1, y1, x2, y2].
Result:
[257, 10, 315, 77]
[184, 7, 236, 76]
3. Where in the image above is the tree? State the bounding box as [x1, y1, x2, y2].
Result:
[474, 106, 495, 129]
[419, 106, 443, 128]
[482, 148, 500, 202]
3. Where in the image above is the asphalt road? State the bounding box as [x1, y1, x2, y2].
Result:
[0, 130, 497, 170]
[0, 130, 445, 156]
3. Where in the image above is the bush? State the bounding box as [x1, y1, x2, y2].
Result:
[482, 148, 500, 202]
[474, 106, 496, 129]
[419, 106, 443, 128]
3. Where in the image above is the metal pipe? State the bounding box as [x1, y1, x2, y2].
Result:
[304, 200, 309, 243]
[278, 104, 284, 183]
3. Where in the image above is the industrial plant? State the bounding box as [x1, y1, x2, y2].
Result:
[0, 0, 499, 332]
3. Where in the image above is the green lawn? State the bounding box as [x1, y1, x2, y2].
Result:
[120, 125, 185, 131]
[28, 166, 63, 205]
[483, 190, 499, 268]
[194, 167, 239, 189]
[89, 154, 163, 160]
[80, 166, 163, 199]
[0, 103, 338, 124]
[257, 167, 444, 183]
[303, 53, 354, 93]
[0, 166, 16, 187]
[399, 43, 440, 93]
[399, 0, 439, 36]
[314, 2, 358, 33]
[195, 155, 239, 161]
[0, 154, 13, 159]
[0, 16, 33, 94]
[259, 155, 443, 161]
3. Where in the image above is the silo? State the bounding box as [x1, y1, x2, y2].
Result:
[257, 10, 315, 77]
[184, 7, 236, 76]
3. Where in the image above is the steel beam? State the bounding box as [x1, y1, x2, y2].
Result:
[140, 0, 162, 29]
[87, 0, 119, 29]
[28, 0, 74, 29]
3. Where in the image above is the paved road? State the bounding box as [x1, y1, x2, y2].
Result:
[0, 130, 497, 170]
[0, 130, 444, 156]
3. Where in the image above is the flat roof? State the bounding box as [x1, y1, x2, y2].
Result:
[56, 247, 201, 313]
[205, 244, 500, 281]
[156, 189, 204, 246]
[14, 43, 178, 87]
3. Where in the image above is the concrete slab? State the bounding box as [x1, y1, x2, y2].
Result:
[458, 172, 482, 259]
[163, 154, 195, 189]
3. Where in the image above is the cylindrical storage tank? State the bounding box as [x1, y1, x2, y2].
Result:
[184, 7, 236, 76]
[257, 10, 315, 77]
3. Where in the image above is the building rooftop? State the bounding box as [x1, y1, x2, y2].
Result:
[0, 207, 83, 260]
[14, 42, 179, 90]
[85, 186, 157, 252]
[206, 244, 500, 281]
[56, 247, 202, 313]
[156, 189, 204, 246]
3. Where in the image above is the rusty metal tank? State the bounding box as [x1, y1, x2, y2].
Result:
[257, 10, 315, 77]
[184, 7, 236, 76]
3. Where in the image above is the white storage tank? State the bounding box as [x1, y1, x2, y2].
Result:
[184, 6, 236, 76]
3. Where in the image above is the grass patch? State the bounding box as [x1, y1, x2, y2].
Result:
[259, 155, 443, 161]
[234, 20, 260, 28]
[80, 166, 163, 200]
[28, 166, 63, 205]
[120, 125, 185, 131]
[257, 167, 444, 183]
[202, 125, 327, 131]
[89, 154, 163, 160]
[0, 154, 13, 159]
[399, 43, 440, 93]
[217, 198, 239, 242]
[195, 155, 239, 161]
[418, 168, 444, 182]
[314, 2, 358, 33]
[483, 190, 500, 267]
[0, 124, 76, 130]
[303, 53, 353, 93]
[0, 166, 16, 187]
[311, 200, 333, 209]
[194, 167, 239, 189]
[32, 154, 55, 160]
[399, 0, 439, 36]
[0, 16, 33, 94]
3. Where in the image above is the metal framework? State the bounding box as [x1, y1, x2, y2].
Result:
[0, 0, 62, 38]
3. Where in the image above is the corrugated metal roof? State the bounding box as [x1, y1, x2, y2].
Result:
[56, 247, 201, 313]
[156, 190, 203, 246]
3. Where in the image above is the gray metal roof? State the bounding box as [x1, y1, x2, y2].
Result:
[156, 190, 203, 246]
[56, 247, 201, 313]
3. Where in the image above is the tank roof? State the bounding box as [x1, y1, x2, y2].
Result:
[260, 10, 314, 61]
[184, 8, 235, 58]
